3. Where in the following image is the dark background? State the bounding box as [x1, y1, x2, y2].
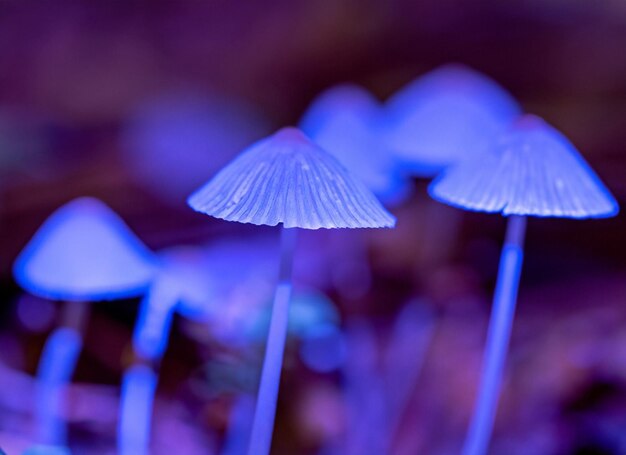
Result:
[0, 1, 625, 454]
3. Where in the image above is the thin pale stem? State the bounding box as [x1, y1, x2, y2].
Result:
[36, 301, 88, 446]
[118, 364, 158, 455]
[118, 282, 177, 455]
[462, 215, 527, 455]
[132, 282, 177, 362]
[247, 226, 297, 455]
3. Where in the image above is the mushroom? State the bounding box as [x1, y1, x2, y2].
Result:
[300, 84, 411, 299]
[428, 114, 619, 455]
[383, 64, 522, 268]
[300, 84, 411, 206]
[125, 237, 276, 455]
[385, 63, 521, 176]
[119, 245, 219, 455]
[13, 197, 156, 450]
[188, 127, 395, 455]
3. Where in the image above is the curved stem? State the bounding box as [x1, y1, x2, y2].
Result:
[247, 226, 297, 455]
[35, 301, 87, 446]
[36, 328, 82, 446]
[462, 215, 527, 455]
[118, 282, 177, 455]
[133, 282, 177, 361]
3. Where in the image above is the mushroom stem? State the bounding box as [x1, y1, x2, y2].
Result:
[247, 226, 297, 455]
[462, 215, 526, 455]
[118, 365, 158, 455]
[35, 327, 82, 446]
[382, 302, 435, 454]
[35, 301, 89, 446]
[118, 283, 177, 455]
[133, 281, 178, 361]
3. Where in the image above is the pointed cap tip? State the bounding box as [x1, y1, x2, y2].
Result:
[428, 116, 619, 219]
[187, 127, 396, 229]
[273, 127, 309, 143]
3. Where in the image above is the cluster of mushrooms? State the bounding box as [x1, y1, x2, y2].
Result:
[13, 64, 618, 455]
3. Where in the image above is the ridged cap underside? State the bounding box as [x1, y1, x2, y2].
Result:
[188, 128, 396, 229]
[429, 123, 619, 218]
[385, 64, 521, 174]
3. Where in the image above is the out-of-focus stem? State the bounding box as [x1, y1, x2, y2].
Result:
[118, 365, 158, 455]
[35, 300, 88, 446]
[118, 281, 177, 455]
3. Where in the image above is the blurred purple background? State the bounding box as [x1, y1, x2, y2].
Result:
[0, 1, 625, 454]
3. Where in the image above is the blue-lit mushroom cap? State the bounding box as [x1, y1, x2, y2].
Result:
[384, 64, 521, 176]
[188, 127, 396, 229]
[300, 84, 411, 206]
[429, 115, 620, 218]
[13, 198, 157, 301]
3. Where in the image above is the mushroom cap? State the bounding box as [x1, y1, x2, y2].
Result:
[188, 127, 396, 229]
[428, 115, 619, 218]
[300, 84, 411, 206]
[384, 64, 521, 176]
[13, 197, 157, 301]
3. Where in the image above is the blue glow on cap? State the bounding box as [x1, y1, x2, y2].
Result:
[384, 64, 521, 176]
[13, 198, 157, 301]
[188, 127, 396, 229]
[300, 84, 411, 206]
[429, 115, 620, 218]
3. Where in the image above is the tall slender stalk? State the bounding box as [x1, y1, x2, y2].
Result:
[462, 215, 527, 455]
[247, 226, 297, 455]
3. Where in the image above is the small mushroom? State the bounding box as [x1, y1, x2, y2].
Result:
[120, 245, 218, 455]
[429, 114, 619, 455]
[385, 63, 521, 176]
[300, 84, 411, 206]
[188, 127, 395, 455]
[13, 197, 156, 450]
